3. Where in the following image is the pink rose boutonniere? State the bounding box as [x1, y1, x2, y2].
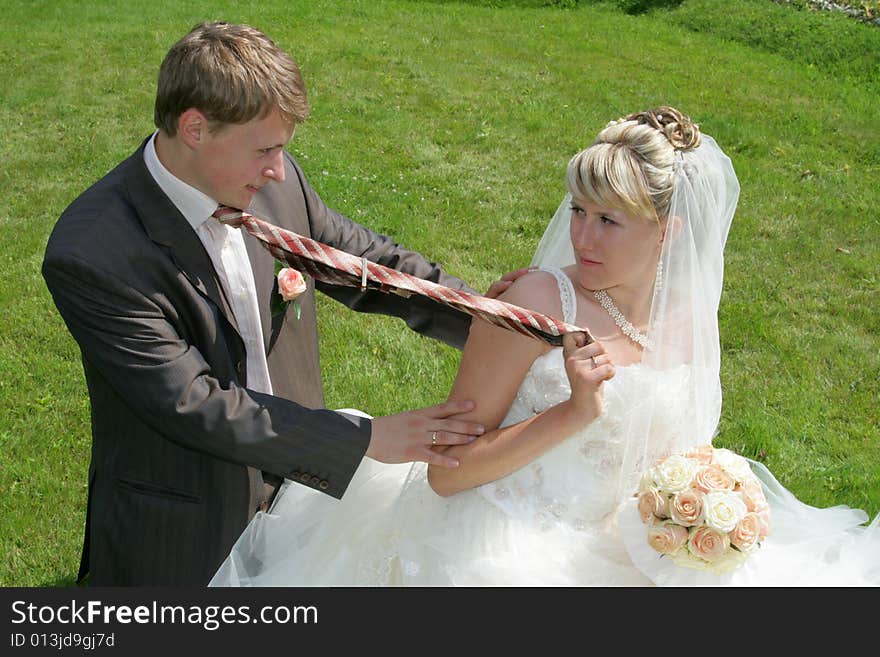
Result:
[274, 264, 308, 320]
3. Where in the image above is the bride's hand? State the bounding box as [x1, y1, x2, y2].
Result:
[562, 332, 615, 423]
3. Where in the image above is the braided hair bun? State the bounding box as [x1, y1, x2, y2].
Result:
[624, 106, 701, 151]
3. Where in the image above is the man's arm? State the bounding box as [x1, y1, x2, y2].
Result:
[42, 250, 369, 498]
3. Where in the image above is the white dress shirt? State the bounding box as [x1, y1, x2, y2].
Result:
[143, 132, 273, 395]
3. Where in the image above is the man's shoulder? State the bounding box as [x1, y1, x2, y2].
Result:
[45, 146, 150, 264]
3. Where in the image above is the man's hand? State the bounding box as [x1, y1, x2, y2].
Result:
[368, 400, 484, 468]
[484, 267, 535, 299]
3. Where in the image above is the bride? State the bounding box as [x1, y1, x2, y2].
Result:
[210, 107, 879, 586]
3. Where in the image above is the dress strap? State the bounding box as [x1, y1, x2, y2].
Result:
[537, 266, 577, 326]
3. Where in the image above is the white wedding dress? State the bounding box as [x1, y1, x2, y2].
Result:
[211, 269, 879, 586]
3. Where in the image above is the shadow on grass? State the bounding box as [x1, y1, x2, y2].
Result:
[619, 0, 684, 14]
[38, 573, 82, 588]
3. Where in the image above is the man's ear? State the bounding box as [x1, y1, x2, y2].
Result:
[660, 215, 683, 245]
[177, 108, 208, 150]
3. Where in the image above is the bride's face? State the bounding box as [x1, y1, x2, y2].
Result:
[569, 198, 663, 293]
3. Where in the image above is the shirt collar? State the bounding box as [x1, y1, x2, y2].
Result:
[143, 131, 219, 230]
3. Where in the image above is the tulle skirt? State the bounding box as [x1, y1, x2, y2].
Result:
[210, 458, 880, 587]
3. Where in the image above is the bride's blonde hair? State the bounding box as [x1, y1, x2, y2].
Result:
[566, 106, 701, 223]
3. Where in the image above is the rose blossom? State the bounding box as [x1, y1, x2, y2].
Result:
[685, 445, 715, 465]
[703, 491, 748, 532]
[639, 467, 657, 493]
[650, 455, 698, 494]
[277, 267, 307, 301]
[637, 488, 668, 523]
[728, 512, 762, 552]
[735, 476, 768, 512]
[669, 489, 705, 527]
[688, 525, 730, 562]
[712, 448, 754, 483]
[692, 465, 735, 493]
[647, 521, 689, 555]
[707, 550, 748, 573]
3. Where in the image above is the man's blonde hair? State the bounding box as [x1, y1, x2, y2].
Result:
[566, 106, 701, 222]
[154, 21, 310, 135]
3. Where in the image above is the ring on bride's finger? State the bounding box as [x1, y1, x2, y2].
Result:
[590, 356, 597, 369]
[431, 430, 438, 446]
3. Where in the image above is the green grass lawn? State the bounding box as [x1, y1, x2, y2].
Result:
[0, 0, 877, 586]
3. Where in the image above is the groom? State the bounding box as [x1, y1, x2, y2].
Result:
[42, 21, 514, 586]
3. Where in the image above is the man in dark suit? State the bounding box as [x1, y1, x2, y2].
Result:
[42, 21, 511, 586]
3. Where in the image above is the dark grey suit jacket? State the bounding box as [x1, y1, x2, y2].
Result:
[42, 139, 473, 585]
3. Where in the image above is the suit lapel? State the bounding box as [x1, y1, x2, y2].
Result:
[124, 141, 242, 338]
[244, 155, 316, 356]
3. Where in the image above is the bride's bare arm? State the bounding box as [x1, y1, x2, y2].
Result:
[427, 272, 612, 497]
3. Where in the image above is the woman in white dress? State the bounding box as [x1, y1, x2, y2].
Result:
[211, 107, 879, 586]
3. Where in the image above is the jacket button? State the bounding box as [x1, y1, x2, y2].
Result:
[318, 480, 329, 490]
[300, 473, 311, 484]
[291, 471, 301, 480]
[310, 476, 321, 487]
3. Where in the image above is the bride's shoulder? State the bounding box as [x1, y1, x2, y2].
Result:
[497, 268, 565, 320]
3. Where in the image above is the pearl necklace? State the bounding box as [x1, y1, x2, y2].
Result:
[593, 289, 653, 350]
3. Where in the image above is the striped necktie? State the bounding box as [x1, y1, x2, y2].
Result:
[212, 206, 591, 347]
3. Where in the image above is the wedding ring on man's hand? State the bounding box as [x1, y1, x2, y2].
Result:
[431, 431, 438, 446]
[590, 356, 597, 369]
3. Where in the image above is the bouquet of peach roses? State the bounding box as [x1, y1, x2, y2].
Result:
[636, 446, 771, 574]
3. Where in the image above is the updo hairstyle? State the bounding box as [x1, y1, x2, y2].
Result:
[566, 106, 701, 223]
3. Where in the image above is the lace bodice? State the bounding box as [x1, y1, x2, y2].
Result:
[476, 267, 698, 528]
[499, 267, 577, 428]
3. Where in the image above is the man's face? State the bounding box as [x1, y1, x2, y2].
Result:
[191, 109, 295, 210]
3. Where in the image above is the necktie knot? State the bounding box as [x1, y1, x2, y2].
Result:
[212, 205, 246, 228]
